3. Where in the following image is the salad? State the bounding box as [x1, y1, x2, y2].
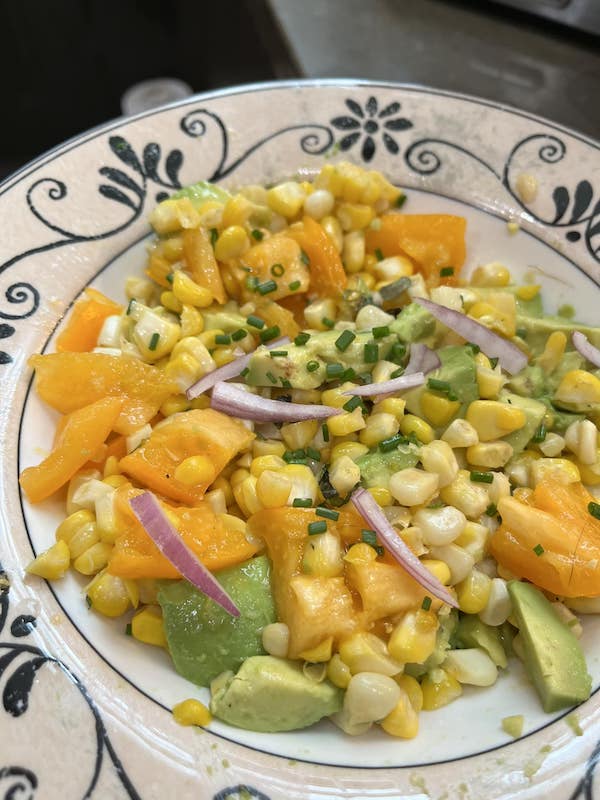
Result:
[20, 161, 600, 740]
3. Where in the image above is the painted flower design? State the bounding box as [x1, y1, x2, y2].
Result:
[331, 97, 413, 162]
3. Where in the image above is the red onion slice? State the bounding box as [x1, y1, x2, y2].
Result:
[405, 342, 441, 376]
[129, 492, 240, 617]
[573, 331, 600, 368]
[211, 381, 342, 422]
[413, 297, 528, 375]
[186, 337, 290, 400]
[351, 487, 458, 607]
[342, 372, 425, 397]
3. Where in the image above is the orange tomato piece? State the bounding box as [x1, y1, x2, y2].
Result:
[182, 228, 226, 304]
[108, 487, 257, 579]
[365, 214, 466, 287]
[235, 233, 310, 303]
[289, 216, 347, 298]
[119, 408, 254, 504]
[29, 352, 178, 436]
[255, 298, 300, 339]
[491, 479, 600, 597]
[55, 288, 123, 353]
[19, 396, 122, 503]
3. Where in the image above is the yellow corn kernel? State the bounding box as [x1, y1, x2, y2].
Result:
[331, 441, 369, 462]
[555, 370, 600, 407]
[214, 225, 250, 261]
[343, 230, 366, 273]
[180, 304, 204, 337]
[26, 540, 70, 580]
[149, 198, 200, 235]
[162, 235, 183, 261]
[172, 271, 213, 307]
[256, 470, 293, 508]
[469, 300, 515, 338]
[329, 455, 361, 496]
[466, 400, 526, 442]
[456, 570, 492, 614]
[367, 486, 393, 507]
[470, 262, 511, 287]
[339, 632, 402, 676]
[359, 412, 399, 448]
[537, 331, 567, 373]
[103, 456, 121, 479]
[160, 290, 183, 313]
[399, 414, 435, 444]
[221, 193, 253, 228]
[212, 347, 238, 368]
[322, 383, 357, 409]
[55, 509, 95, 543]
[349, 270, 376, 290]
[337, 202, 374, 231]
[380, 690, 419, 738]
[344, 542, 378, 565]
[252, 439, 287, 459]
[395, 674, 424, 712]
[420, 391, 460, 427]
[160, 395, 190, 417]
[477, 366, 505, 400]
[86, 572, 135, 617]
[131, 605, 167, 647]
[327, 653, 352, 688]
[299, 636, 334, 663]
[174, 455, 216, 486]
[190, 395, 210, 410]
[172, 698, 212, 727]
[372, 398, 406, 419]
[530, 457, 580, 486]
[72, 542, 112, 576]
[267, 181, 305, 218]
[569, 457, 600, 486]
[466, 441, 514, 469]
[209, 476, 233, 507]
[516, 284, 541, 301]
[421, 668, 462, 711]
[62, 520, 100, 560]
[421, 558, 452, 586]
[281, 419, 319, 450]
[233, 475, 262, 517]
[320, 215, 343, 252]
[250, 454, 287, 477]
[328, 407, 366, 437]
[388, 609, 439, 664]
[230, 468, 250, 488]
[454, 521, 489, 562]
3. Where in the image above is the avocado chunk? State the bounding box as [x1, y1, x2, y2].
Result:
[472, 285, 544, 318]
[390, 303, 436, 343]
[404, 345, 478, 421]
[158, 555, 276, 687]
[499, 391, 546, 455]
[507, 581, 591, 712]
[507, 366, 546, 399]
[210, 656, 343, 732]
[356, 443, 419, 488]
[516, 314, 600, 357]
[171, 179, 230, 207]
[455, 615, 508, 668]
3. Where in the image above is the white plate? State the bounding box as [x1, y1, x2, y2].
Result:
[1, 80, 600, 800]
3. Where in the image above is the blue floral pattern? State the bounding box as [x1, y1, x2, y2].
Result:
[331, 96, 413, 161]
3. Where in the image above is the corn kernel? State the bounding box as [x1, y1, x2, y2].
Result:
[537, 331, 566, 373]
[469, 299, 515, 338]
[86, 572, 134, 617]
[304, 297, 337, 330]
[337, 202, 374, 231]
[281, 419, 319, 450]
[250, 454, 287, 477]
[441, 419, 479, 449]
[331, 441, 369, 462]
[180, 304, 204, 337]
[149, 198, 200, 235]
[329, 455, 361, 495]
[470, 262, 511, 287]
[327, 654, 352, 688]
[320, 215, 344, 252]
[420, 391, 460, 427]
[344, 542, 378, 565]
[267, 182, 305, 218]
[466, 400, 526, 442]
[421, 668, 462, 711]
[372, 398, 406, 419]
[466, 441, 513, 469]
[516, 173, 538, 203]
[339, 632, 402, 676]
[131, 605, 167, 647]
[419, 440, 459, 488]
[389, 468, 439, 506]
[214, 225, 250, 261]
[304, 188, 335, 220]
[174, 454, 216, 486]
[380, 690, 419, 738]
[27, 540, 70, 580]
[103, 456, 121, 479]
[516, 284, 541, 301]
[256, 470, 293, 508]
[172, 272, 213, 307]
[399, 414, 434, 444]
[233, 475, 263, 516]
[322, 383, 358, 409]
[172, 698, 212, 727]
[359, 412, 399, 448]
[299, 636, 334, 663]
[343, 230, 366, 273]
[456, 569, 492, 614]
[454, 521, 490, 563]
[421, 558, 452, 586]
[262, 622, 290, 658]
[555, 370, 600, 407]
[55, 509, 95, 543]
[388, 609, 439, 664]
[163, 235, 184, 261]
[160, 290, 183, 313]
[252, 439, 287, 458]
[221, 193, 254, 228]
[395, 674, 424, 712]
[476, 365, 506, 400]
[328, 407, 366, 437]
[530, 457, 580, 486]
[367, 487, 393, 507]
[72, 542, 112, 576]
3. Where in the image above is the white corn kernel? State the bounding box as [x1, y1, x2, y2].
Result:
[428, 543, 474, 584]
[355, 304, 394, 330]
[442, 419, 479, 448]
[329, 455, 361, 496]
[389, 468, 439, 507]
[538, 432, 565, 457]
[343, 672, 402, 725]
[479, 578, 512, 627]
[126, 424, 153, 454]
[372, 255, 413, 282]
[466, 441, 513, 469]
[413, 505, 466, 546]
[304, 189, 335, 220]
[444, 648, 498, 687]
[343, 231, 366, 273]
[304, 297, 337, 330]
[487, 472, 511, 505]
[564, 419, 598, 465]
[430, 286, 464, 311]
[420, 440, 459, 488]
[440, 471, 490, 519]
[262, 622, 290, 657]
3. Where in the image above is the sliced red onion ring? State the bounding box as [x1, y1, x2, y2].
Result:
[573, 331, 600, 368]
[413, 297, 528, 375]
[211, 381, 342, 422]
[186, 337, 290, 400]
[405, 342, 441, 376]
[129, 492, 240, 617]
[342, 371, 425, 398]
[351, 487, 458, 607]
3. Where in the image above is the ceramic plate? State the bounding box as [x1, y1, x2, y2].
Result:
[2, 80, 600, 800]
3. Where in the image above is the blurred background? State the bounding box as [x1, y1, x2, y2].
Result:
[1, 0, 598, 180]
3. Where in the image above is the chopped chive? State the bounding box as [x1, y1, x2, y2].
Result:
[390, 342, 407, 363]
[533, 543, 545, 556]
[395, 193, 407, 208]
[125, 623, 132, 636]
[470, 470, 494, 484]
[126, 299, 135, 315]
[335, 329, 356, 352]
[364, 343, 378, 363]
[467, 342, 480, 354]
[246, 275, 259, 291]
[257, 279, 278, 295]
[300, 249, 310, 266]
[489, 357, 499, 369]
[322, 423, 330, 442]
[588, 501, 600, 520]
[532, 424, 546, 443]
[375, 248, 384, 262]
[266, 371, 277, 384]
[289, 280, 301, 291]
[316, 506, 339, 521]
[210, 227, 218, 246]
[372, 325, 390, 339]
[271, 263, 285, 277]
[306, 360, 320, 373]
[293, 497, 313, 508]
[215, 334, 231, 345]
[251, 229, 264, 241]
[166, 272, 174, 284]
[149, 332, 160, 351]
[485, 503, 498, 517]
[516, 327, 528, 339]
[246, 314, 265, 329]
[308, 520, 327, 535]
[440, 266, 454, 277]
[86, 595, 92, 608]
[284, 449, 306, 462]
[421, 596, 432, 611]
[326, 363, 344, 379]
[342, 367, 357, 382]
[322, 317, 335, 329]
[343, 396, 362, 412]
[390, 367, 404, 379]
[269, 350, 288, 357]
[240, 367, 250, 377]
[379, 433, 404, 453]
[306, 447, 321, 462]
[231, 328, 248, 342]
[260, 325, 280, 342]
[428, 378, 452, 392]
[280, 377, 292, 389]
[361, 529, 377, 546]
[294, 332, 311, 346]
[240, 265, 252, 272]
